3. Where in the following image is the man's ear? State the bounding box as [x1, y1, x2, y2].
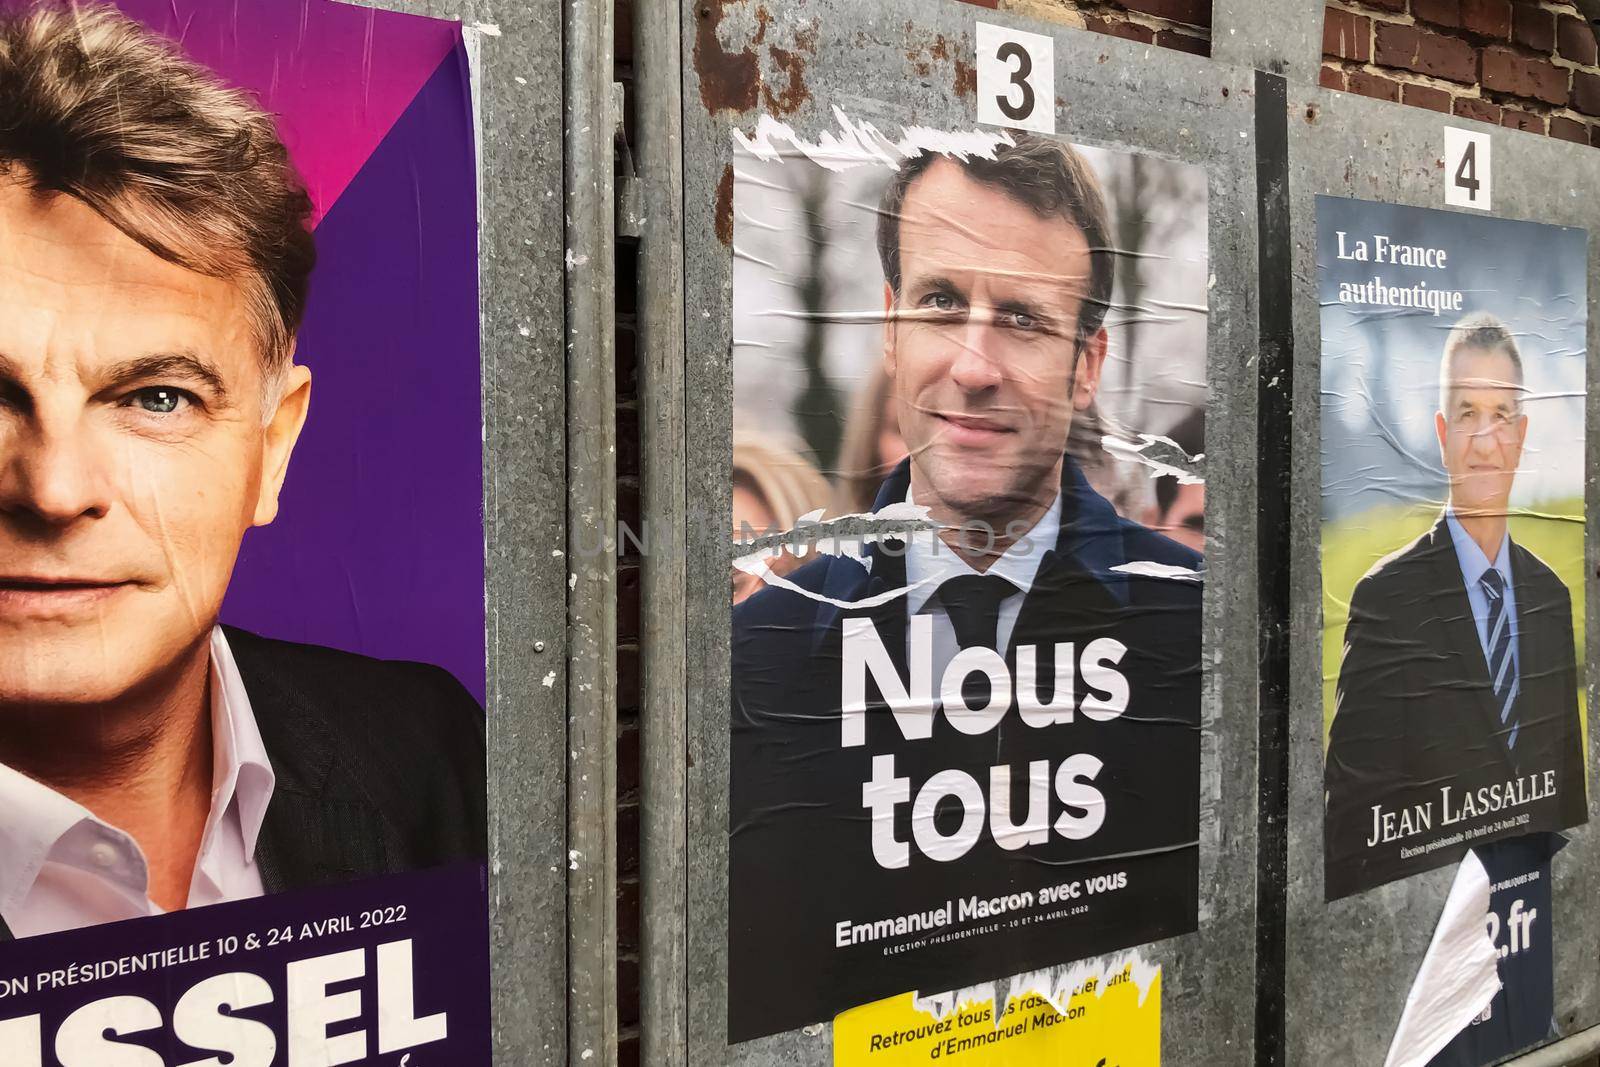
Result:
[1071, 327, 1110, 412]
[882, 282, 899, 377]
[253, 360, 312, 527]
[1434, 410, 1448, 461]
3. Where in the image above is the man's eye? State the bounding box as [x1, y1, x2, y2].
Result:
[125, 387, 193, 415]
[1010, 311, 1040, 331]
[921, 292, 958, 312]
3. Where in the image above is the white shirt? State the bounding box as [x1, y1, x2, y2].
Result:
[903, 489, 1063, 683]
[0, 627, 275, 938]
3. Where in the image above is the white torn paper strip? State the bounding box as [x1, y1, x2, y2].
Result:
[1112, 561, 1204, 582]
[732, 504, 943, 609]
[734, 106, 1014, 172]
[1384, 850, 1501, 1067]
[1101, 432, 1205, 484]
[912, 949, 1160, 1028]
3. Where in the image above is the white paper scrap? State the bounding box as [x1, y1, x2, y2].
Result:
[1383, 850, 1501, 1067]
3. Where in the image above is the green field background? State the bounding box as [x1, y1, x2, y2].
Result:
[1321, 499, 1586, 755]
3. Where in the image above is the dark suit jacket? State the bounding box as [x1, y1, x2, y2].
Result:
[727, 456, 1203, 1040]
[0, 628, 486, 942]
[1324, 516, 1585, 900]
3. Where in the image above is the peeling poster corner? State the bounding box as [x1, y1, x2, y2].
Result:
[725, 107, 1209, 1041]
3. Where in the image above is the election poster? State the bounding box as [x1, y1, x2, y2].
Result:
[727, 116, 1208, 1040]
[1319, 195, 1588, 901]
[1426, 835, 1563, 1066]
[0, 2, 488, 1063]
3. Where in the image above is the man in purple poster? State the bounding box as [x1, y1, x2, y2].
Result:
[0, 2, 486, 942]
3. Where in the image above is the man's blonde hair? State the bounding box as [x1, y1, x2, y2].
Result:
[0, 1, 316, 374]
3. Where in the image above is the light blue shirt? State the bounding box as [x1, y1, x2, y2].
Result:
[1444, 509, 1517, 675]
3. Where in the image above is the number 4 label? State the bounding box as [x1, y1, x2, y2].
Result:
[1445, 127, 1491, 210]
[976, 22, 1054, 134]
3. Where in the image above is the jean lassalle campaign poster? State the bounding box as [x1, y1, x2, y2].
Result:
[1319, 195, 1588, 902]
[0, 2, 489, 1063]
[726, 115, 1208, 1042]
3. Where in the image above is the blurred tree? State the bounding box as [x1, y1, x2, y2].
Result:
[793, 167, 843, 471]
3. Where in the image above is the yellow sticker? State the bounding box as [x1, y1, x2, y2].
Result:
[833, 964, 1160, 1066]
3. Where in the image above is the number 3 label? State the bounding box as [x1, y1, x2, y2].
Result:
[1444, 126, 1491, 210]
[976, 22, 1054, 134]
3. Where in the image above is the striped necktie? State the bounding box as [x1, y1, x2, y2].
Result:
[1481, 569, 1519, 751]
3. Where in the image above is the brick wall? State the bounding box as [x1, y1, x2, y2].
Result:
[971, 0, 1211, 54]
[1323, 0, 1600, 144]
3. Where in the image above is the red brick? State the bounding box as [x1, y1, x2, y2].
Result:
[1085, 14, 1155, 44]
[1549, 114, 1590, 142]
[1411, 0, 1462, 27]
[618, 956, 640, 1027]
[616, 878, 640, 952]
[1573, 70, 1600, 115]
[1590, 123, 1600, 148]
[1500, 107, 1545, 132]
[1347, 68, 1403, 101]
[617, 720, 640, 798]
[1462, 0, 1513, 38]
[1404, 82, 1454, 112]
[1413, 0, 1512, 38]
[1482, 46, 1569, 104]
[618, 565, 640, 641]
[1453, 95, 1502, 123]
[1154, 28, 1208, 55]
[1374, 22, 1480, 83]
[1320, 63, 1347, 91]
[1512, 3, 1555, 51]
[1121, 0, 1211, 28]
[1557, 14, 1598, 64]
[1323, 8, 1372, 62]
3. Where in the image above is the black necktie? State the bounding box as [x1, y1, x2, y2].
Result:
[937, 574, 1020, 706]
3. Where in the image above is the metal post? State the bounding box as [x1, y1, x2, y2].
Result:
[565, 0, 619, 1062]
[1210, 0, 1326, 83]
[633, 0, 690, 1063]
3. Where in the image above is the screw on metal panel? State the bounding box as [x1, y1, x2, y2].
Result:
[535, 640, 547, 653]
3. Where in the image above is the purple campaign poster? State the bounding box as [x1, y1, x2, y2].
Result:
[0, 1, 489, 1063]
[106, 0, 488, 704]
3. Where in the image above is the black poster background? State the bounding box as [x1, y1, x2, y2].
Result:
[725, 131, 1208, 1044]
[727, 508, 1201, 1041]
[1428, 834, 1562, 1067]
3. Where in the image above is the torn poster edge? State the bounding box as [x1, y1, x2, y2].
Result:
[910, 948, 1162, 1029]
[1101, 432, 1205, 485]
[733, 105, 1014, 172]
[1383, 849, 1502, 1067]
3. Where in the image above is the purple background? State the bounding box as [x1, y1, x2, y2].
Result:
[0, 864, 492, 1065]
[104, 0, 487, 702]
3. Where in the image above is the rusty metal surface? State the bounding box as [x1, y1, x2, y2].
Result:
[1283, 85, 1600, 1066]
[678, 2, 1263, 1062]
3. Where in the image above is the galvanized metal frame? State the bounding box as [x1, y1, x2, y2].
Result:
[1211, 0, 1325, 84]
[353, 2, 576, 1064]
[635, 0, 692, 1064]
[1283, 85, 1600, 1066]
[566, 0, 621, 1063]
[666, 3, 1263, 1061]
